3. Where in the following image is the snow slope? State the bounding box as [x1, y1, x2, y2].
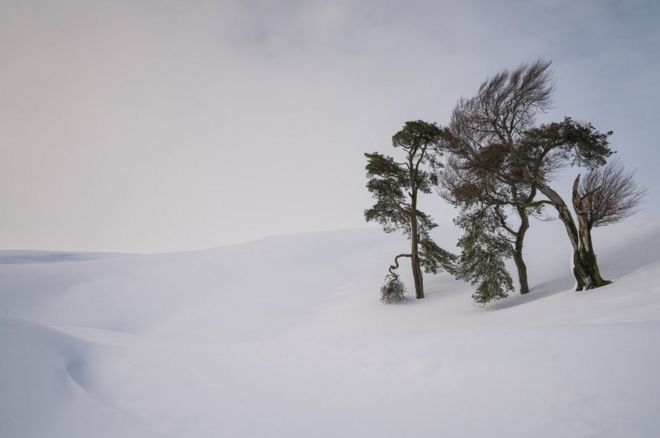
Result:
[2, 220, 660, 437]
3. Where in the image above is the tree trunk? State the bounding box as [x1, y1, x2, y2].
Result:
[410, 195, 424, 299]
[577, 225, 611, 288]
[513, 207, 530, 294]
[536, 180, 601, 290]
[572, 176, 611, 289]
[411, 247, 424, 299]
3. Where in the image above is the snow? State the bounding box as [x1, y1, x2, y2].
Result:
[2, 220, 660, 437]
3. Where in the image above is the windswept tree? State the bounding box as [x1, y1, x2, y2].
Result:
[441, 60, 553, 295]
[571, 160, 646, 285]
[444, 59, 630, 291]
[517, 117, 615, 290]
[365, 120, 455, 301]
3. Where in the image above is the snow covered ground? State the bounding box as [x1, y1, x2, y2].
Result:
[2, 219, 660, 437]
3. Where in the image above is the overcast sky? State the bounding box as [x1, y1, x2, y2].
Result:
[1, 0, 658, 252]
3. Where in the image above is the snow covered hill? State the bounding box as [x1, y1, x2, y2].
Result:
[2, 220, 660, 437]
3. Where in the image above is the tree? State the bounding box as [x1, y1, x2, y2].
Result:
[444, 60, 627, 291]
[453, 205, 515, 304]
[365, 121, 455, 301]
[440, 155, 543, 296]
[441, 60, 553, 294]
[517, 117, 615, 290]
[571, 160, 646, 286]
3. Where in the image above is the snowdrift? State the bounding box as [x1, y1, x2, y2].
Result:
[2, 220, 660, 437]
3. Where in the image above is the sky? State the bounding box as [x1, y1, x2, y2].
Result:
[1, 0, 659, 253]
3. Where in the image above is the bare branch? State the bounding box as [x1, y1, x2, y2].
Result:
[576, 160, 646, 228]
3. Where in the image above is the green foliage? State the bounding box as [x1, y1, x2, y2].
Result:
[364, 120, 443, 238]
[392, 121, 445, 194]
[391, 120, 445, 151]
[419, 237, 457, 275]
[364, 121, 446, 239]
[521, 117, 614, 175]
[364, 152, 410, 233]
[454, 207, 514, 304]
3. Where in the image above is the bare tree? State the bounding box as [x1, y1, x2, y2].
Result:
[574, 160, 645, 228]
[571, 161, 646, 286]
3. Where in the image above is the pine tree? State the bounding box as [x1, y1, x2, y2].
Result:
[365, 121, 455, 301]
[454, 206, 514, 304]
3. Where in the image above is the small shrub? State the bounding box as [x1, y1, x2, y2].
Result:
[381, 274, 406, 303]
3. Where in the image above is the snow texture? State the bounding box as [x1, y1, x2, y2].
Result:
[2, 220, 660, 437]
